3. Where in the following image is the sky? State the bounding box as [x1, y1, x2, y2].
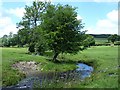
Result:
[0, 0, 119, 37]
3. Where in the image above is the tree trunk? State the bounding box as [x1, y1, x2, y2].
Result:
[53, 52, 59, 62]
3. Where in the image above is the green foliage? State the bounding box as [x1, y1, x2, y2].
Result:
[2, 1, 85, 60]
[28, 27, 48, 55]
[1, 35, 10, 47]
[41, 4, 84, 61]
[0, 38, 2, 47]
[114, 41, 120, 45]
[117, 35, 120, 41]
[1, 32, 20, 47]
[28, 43, 35, 53]
[10, 34, 19, 46]
[83, 35, 95, 48]
[16, 1, 49, 54]
[35, 41, 47, 55]
[1, 32, 14, 47]
[108, 34, 118, 43]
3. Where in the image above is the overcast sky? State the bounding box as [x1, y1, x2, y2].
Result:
[0, 0, 119, 37]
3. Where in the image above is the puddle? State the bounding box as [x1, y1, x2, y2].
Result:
[2, 63, 94, 89]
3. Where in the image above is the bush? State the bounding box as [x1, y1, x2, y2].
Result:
[28, 43, 35, 53]
[82, 35, 95, 48]
[35, 42, 47, 55]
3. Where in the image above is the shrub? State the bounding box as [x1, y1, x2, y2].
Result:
[28, 43, 35, 53]
[35, 43, 46, 55]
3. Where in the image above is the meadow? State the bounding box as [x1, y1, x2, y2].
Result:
[1, 46, 119, 88]
[95, 37, 108, 44]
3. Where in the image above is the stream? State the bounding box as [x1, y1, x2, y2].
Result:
[2, 63, 93, 89]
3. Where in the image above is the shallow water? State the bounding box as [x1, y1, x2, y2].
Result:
[2, 63, 93, 89]
[76, 63, 93, 79]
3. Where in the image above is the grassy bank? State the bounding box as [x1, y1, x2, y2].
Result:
[1, 47, 76, 86]
[63, 46, 118, 88]
[1, 46, 119, 88]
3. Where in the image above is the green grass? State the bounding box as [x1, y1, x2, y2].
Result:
[63, 46, 118, 88]
[1, 46, 119, 88]
[95, 38, 108, 44]
[1, 47, 76, 86]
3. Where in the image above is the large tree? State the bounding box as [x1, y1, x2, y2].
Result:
[41, 4, 84, 61]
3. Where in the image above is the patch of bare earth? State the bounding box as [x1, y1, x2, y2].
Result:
[12, 61, 41, 76]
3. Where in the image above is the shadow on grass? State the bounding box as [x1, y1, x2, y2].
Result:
[46, 58, 98, 69]
[46, 58, 77, 64]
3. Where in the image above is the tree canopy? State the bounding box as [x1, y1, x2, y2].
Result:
[41, 4, 84, 61]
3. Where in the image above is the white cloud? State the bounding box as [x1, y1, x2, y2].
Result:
[86, 9, 118, 34]
[76, 15, 82, 20]
[0, 16, 18, 37]
[0, 2, 18, 37]
[107, 10, 118, 23]
[0, 17, 11, 27]
[0, 0, 53, 37]
[6, 7, 25, 18]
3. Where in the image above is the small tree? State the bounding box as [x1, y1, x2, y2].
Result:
[83, 35, 95, 48]
[108, 34, 118, 44]
[41, 4, 84, 62]
[2, 35, 9, 47]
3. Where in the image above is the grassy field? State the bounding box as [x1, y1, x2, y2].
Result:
[94, 38, 108, 44]
[1, 48, 76, 86]
[64, 46, 118, 88]
[1, 46, 119, 88]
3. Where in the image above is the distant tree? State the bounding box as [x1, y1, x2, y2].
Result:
[2, 32, 14, 47]
[0, 38, 2, 47]
[117, 35, 120, 41]
[2, 35, 9, 47]
[108, 34, 118, 44]
[41, 4, 84, 62]
[10, 34, 19, 47]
